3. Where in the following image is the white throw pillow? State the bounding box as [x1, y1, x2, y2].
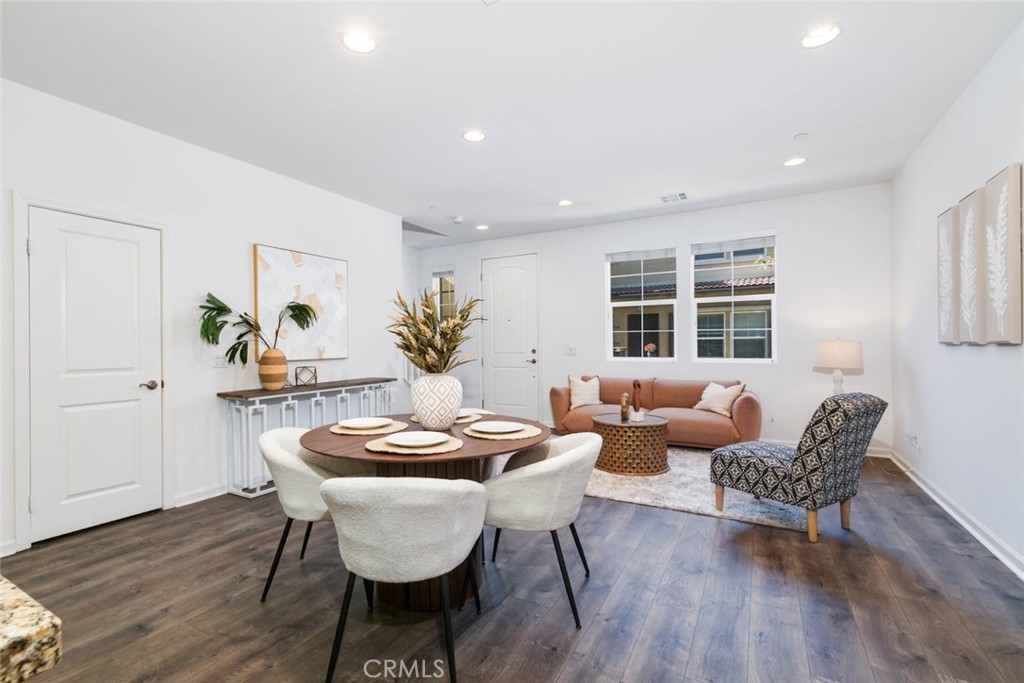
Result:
[694, 382, 746, 417]
[568, 376, 602, 410]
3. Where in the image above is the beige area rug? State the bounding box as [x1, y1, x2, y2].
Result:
[585, 447, 807, 532]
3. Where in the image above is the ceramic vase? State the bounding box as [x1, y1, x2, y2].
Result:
[411, 373, 462, 430]
[258, 348, 288, 391]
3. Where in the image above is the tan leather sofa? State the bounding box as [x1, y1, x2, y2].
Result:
[550, 377, 762, 449]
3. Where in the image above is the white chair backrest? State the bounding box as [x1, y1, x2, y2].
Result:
[258, 428, 336, 522]
[483, 433, 602, 532]
[319, 478, 487, 583]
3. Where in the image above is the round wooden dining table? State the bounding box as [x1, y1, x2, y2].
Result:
[299, 413, 551, 611]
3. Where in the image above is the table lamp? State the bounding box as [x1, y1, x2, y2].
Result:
[814, 338, 863, 395]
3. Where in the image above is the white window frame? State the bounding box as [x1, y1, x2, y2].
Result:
[690, 234, 777, 364]
[605, 250, 677, 362]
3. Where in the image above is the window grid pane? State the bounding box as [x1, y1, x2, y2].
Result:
[692, 237, 775, 361]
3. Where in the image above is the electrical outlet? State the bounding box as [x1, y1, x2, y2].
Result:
[212, 352, 228, 369]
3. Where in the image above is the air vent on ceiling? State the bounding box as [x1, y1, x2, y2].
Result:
[660, 193, 688, 203]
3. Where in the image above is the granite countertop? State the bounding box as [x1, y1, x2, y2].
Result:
[0, 577, 62, 683]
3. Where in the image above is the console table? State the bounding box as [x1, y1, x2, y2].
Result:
[217, 377, 396, 498]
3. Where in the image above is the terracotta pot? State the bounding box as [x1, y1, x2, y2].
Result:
[258, 348, 288, 391]
[410, 373, 462, 430]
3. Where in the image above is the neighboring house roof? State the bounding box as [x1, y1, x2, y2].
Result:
[694, 276, 775, 292]
[611, 276, 775, 297]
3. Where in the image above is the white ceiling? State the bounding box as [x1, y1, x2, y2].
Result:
[3, 2, 1022, 247]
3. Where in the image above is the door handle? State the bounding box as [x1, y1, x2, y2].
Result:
[526, 359, 537, 364]
[139, 380, 160, 390]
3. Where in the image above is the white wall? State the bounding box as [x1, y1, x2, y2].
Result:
[1, 81, 403, 554]
[415, 183, 894, 447]
[890, 23, 1024, 574]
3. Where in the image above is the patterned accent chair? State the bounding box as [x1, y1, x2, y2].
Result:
[710, 393, 888, 543]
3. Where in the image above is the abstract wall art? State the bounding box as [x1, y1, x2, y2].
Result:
[254, 244, 349, 359]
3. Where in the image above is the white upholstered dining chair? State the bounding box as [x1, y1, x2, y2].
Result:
[319, 477, 487, 683]
[480, 432, 602, 628]
[256, 428, 374, 603]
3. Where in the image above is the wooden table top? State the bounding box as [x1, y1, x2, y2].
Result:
[592, 413, 668, 428]
[300, 414, 552, 463]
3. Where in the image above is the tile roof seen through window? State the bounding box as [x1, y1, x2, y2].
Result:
[611, 276, 774, 297]
[693, 276, 775, 292]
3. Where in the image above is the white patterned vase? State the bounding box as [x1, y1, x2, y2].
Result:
[410, 373, 463, 431]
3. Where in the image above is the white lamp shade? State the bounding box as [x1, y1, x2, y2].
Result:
[814, 339, 863, 370]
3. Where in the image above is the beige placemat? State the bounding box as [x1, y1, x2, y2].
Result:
[463, 424, 543, 441]
[364, 436, 464, 455]
[410, 413, 482, 425]
[330, 421, 409, 436]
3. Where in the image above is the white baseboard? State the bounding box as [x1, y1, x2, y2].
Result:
[174, 484, 227, 508]
[1, 540, 17, 558]
[890, 449, 1024, 583]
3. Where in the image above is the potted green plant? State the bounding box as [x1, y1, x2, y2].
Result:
[387, 289, 481, 430]
[199, 293, 318, 390]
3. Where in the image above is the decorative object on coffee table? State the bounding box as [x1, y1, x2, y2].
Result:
[388, 289, 481, 430]
[198, 292, 318, 390]
[295, 366, 317, 387]
[591, 413, 669, 476]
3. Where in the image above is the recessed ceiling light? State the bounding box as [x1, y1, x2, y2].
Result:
[801, 24, 840, 48]
[462, 129, 486, 143]
[342, 29, 376, 54]
[476, 224, 489, 231]
[557, 199, 574, 207]
[784, 157, 806, 167]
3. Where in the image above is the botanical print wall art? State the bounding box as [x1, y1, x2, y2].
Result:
[957, 189, 986, 344]
[937, 163, 1022, 346]
[254, 244, 349, 359]
[937, 206, 960, 343]
[983, 163, 1022, 344]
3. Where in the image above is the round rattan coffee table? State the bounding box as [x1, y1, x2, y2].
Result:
[591, 413, 669, 476]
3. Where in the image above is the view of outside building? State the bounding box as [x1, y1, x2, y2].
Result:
[692, 237, 776, 360]
[608, 249, 676, 358]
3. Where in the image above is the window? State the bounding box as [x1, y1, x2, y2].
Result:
[607, 249, 676, 359]
[431, 270, 456, 320]
[691, 236, 775, 361]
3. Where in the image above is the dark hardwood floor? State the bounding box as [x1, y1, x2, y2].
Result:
[3, 458, 1023, 682]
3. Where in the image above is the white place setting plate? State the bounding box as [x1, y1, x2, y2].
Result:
[339, 417, 393, 430]
[471, 421, 526, 434]
[385, 431, 450, 448]
[458, 408, 477, 418]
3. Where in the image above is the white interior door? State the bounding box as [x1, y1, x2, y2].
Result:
[481, 254, 539, 419]
[29, 207, 163, 541]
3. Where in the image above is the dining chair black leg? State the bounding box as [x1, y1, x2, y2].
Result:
[568, 523, 590, 577]
[261, 518, 293, 603]
[491, 528, 502, 563]
[479, 531, 486, 565]
[467, 561, 482, 615]
[363, 578, 374, 612]
[458, 564, 471, 612]
[299, 521, 314, 559]
[325, 572, 357, 683]
[439, 573, 457, 683]
[551, 530, 581, 629]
